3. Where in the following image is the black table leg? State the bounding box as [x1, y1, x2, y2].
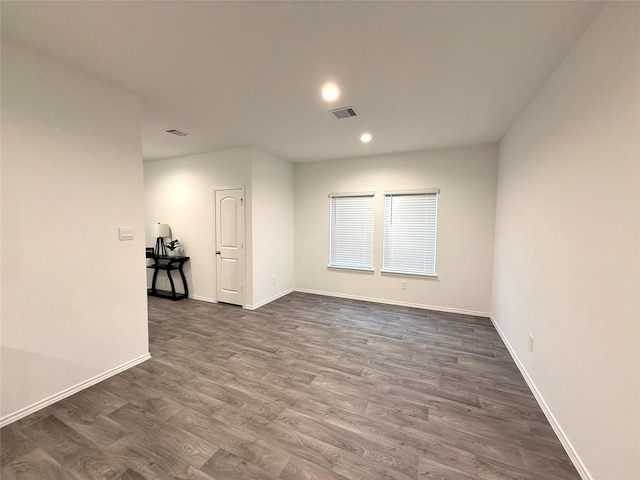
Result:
[151, 267, 160, 294]
[178, 263, 189, 298]
[167, 270, 177, 299]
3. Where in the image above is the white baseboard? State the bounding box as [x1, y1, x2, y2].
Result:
[0, 352, 151, 428]
[190, 289, 296, 310]
[489, 314, 592, 480]
[294, 288, 490, 318]
[190, 294, 216, 303]
[245, 288, 295, 310]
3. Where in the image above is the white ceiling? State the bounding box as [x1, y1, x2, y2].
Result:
[1, 1, 604, 163]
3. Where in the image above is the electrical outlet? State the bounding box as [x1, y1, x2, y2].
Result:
[272, 276, 276, 285]
[401, 281, 407, 290]
[528, 334, 534, 352]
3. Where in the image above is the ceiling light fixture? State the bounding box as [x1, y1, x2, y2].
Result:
[360, 133, 373, 143]
[321, 83, 340, 102]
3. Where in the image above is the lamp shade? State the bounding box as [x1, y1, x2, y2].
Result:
[153, 223, 171, 238]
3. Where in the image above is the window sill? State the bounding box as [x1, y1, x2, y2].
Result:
[327, 265, 375, 273]
[381, 269, 438, 278]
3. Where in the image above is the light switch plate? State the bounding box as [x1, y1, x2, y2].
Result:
[118, 227, 134, 241]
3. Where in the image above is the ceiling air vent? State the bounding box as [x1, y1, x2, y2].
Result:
[164, 128, 191, 137]
[329, 106, 359, 119]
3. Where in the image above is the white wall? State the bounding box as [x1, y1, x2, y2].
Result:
[144, 148, 253, 303]
[250, 149, 295, 309]
[143, 147, 295, 308]
[491, 3, 639, 479]
[1, 41, 149, 423]
[295, 144, 498, 315]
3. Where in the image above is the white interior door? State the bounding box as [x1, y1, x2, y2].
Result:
[215, 187, 245, 306]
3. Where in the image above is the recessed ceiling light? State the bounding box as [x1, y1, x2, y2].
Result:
[360, 133, 373, 143]
[321, 83, 340, 102]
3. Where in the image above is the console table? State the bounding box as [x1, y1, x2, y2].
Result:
[147, 256, 190, 301]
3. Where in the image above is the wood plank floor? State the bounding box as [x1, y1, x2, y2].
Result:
[2, 292, 580, 480]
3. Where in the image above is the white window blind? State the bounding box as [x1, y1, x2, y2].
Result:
[383, 191, 438, 276]
[329, 193, 374, 270]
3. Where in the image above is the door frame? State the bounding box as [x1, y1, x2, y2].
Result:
[213, 186, 246, 307]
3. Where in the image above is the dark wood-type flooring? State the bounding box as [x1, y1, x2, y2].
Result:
[2, 292, 580, 480]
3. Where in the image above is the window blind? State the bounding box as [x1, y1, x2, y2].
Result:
[383, 192, 438, 276]
[329, 194, 374, 270]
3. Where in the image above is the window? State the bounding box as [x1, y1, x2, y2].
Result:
[329, 193, 374, 271]
[383, 190, 438, 276]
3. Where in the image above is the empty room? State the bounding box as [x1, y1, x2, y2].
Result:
[1, 2, 638, 480]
